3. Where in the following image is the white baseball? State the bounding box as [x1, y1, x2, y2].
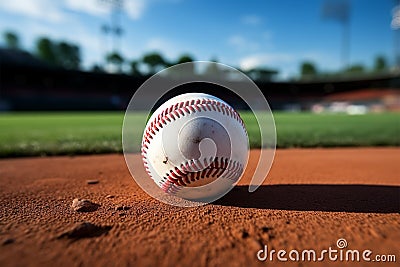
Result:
[141, 93, 249, 200]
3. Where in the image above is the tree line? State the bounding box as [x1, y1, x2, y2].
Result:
[300, 55, 389, 81]
[2, 31, 195, 75]
[2, 30, 390, 81]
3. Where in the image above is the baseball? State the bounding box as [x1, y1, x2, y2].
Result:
[141, 93, 249, 200]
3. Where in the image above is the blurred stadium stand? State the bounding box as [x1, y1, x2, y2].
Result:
[1, 48, 399, 111]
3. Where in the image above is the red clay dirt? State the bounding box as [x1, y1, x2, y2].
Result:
[0, 148, 399, 267]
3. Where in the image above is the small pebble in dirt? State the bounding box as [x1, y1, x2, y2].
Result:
[57, 222, 112, 240]
[105, 195, 115, 199]
[71, 198, 100, 212]
[261, 226, 272, 233]
[87, 180, 99, 185]
[115, 205, 130, 211]
[241, 230, 249, 239]
[2, 238, 15, 246]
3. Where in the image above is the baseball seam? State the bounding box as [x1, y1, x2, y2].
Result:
[159, 157, 244, 195]
[142, 98, 246, 147]
[141, 98, 247, 193]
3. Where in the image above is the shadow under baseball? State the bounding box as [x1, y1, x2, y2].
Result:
[214, 184, 400, 213]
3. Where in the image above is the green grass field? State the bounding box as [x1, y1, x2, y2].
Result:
[0, 112, 398, 157]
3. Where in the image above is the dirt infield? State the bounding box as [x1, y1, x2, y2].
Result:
[0, 148, 399, 267]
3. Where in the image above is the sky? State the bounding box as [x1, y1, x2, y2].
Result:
[0, 0, 398, 79]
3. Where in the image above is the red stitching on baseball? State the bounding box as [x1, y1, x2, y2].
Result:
[144, 99, 245, 143]
[157, 157, 244, 194]
[160, 179, 180, 194]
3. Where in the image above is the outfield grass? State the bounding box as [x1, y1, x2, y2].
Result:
[0, 112, 398, 157]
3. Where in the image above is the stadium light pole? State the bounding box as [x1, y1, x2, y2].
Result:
[99, 0, 125, 53]
[392, 0, 400, 69]
[322, 0, 351, 69]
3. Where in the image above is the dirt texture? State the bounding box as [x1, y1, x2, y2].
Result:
[0, 148, 399, 267]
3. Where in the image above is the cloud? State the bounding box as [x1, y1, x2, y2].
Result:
[239, 51, 341, 79]
[0, 0, 65, 22]
[0, 0, 149, 22]
[239, 53, 298, 80]
[228, 35, 259, 51]
[64, 0, 109, 17]
[124, 0, 147, 20]
[239, 53, 294, 70]
[64, 0, 147, 20]
[241, 15, 262, 26]
[1, 0, 149, 21]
